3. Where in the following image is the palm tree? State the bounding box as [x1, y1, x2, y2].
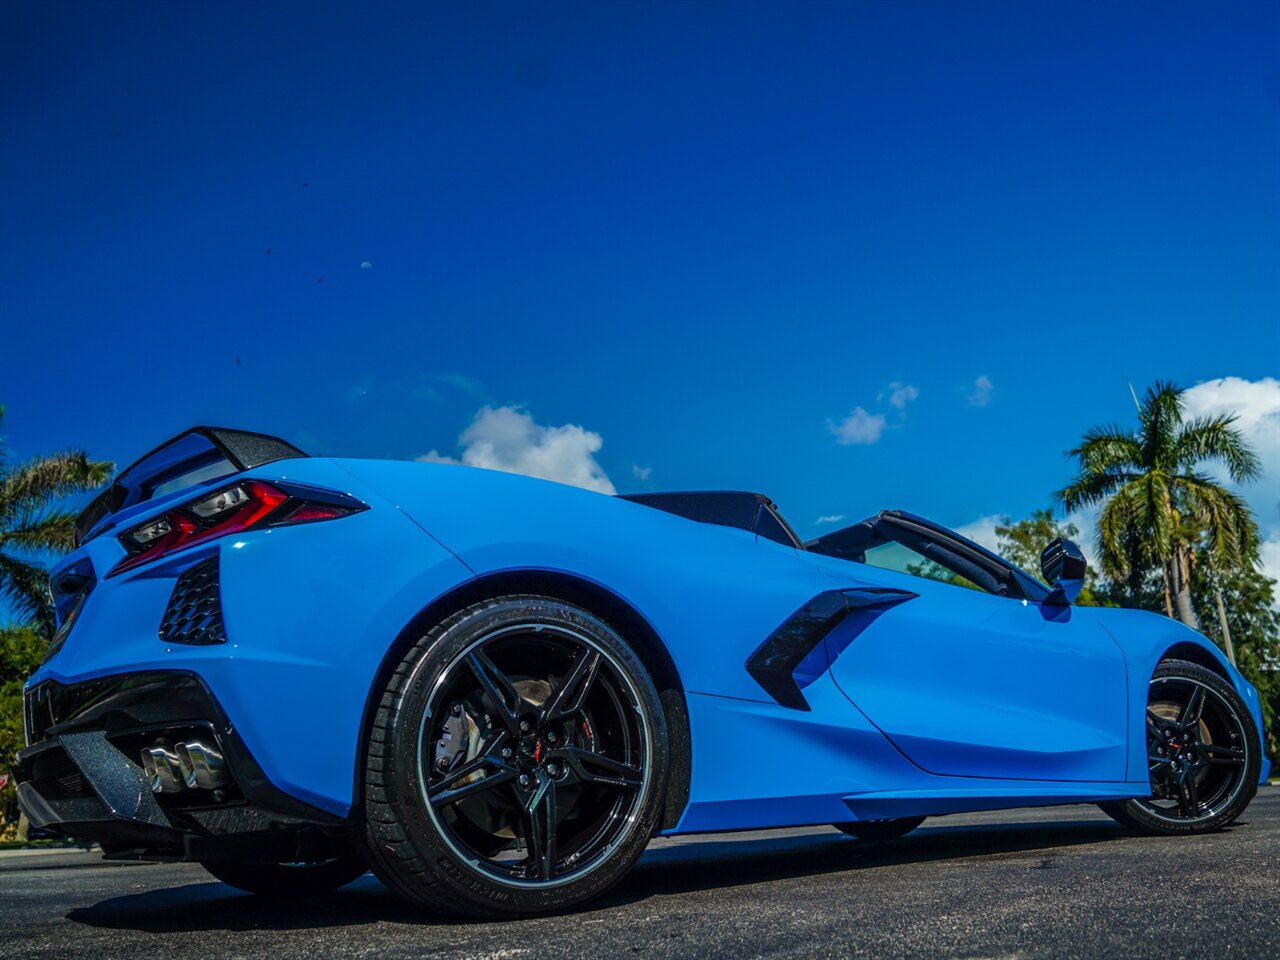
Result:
[1057, 381, 1261, 634]
[0, 406, 112, 637]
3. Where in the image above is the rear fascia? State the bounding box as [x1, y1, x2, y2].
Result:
[29, 458, 473, 818]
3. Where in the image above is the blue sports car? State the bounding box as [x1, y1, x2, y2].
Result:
[16, 427, 1269, 916]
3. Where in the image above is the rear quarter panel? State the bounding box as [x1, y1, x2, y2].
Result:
[336, 459, 836, 703]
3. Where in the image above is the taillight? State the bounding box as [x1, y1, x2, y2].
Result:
[110, 479, 365, 576]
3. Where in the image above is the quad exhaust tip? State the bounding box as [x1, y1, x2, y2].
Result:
[140, 739, 229, 793]
[140, 746, 184, 794]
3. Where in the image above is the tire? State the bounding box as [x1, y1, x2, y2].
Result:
[1099, 659, 1260, 835]
[201, 853, 368, 897]
[362, 595, 669, 918]
[834, 816, 926, 842]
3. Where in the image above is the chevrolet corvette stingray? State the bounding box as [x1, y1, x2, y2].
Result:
[16, 427, 1268, 916]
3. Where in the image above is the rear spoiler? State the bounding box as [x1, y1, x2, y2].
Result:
[74, 427, 308, 546]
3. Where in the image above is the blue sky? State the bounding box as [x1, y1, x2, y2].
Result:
[2, 1, 1278, 571]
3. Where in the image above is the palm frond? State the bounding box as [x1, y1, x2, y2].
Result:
[0, 451, 113, 523]
[1065, 425, 1144, 472]
[1097, 485, 1139, 579]
[1175, 414, 1262, 483]
[1138, 380, 1184, 471]
[1, 510, 78, 556]
[0, 552, 55, 637]
[1055, 467, 1143, 511]
[1144, 472, 1174, 562]
[1176, 472, 1262, 570]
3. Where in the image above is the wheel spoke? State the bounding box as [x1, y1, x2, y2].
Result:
[467, 649, 522, 731]
[1201, 742, 1243, 757]
[559, 746, 643, 789]
[1182, 768, 1201, 816]
[428, 730, 518, 805]
[522, 776, 558, 881]
[1179, 685, 1206, 729]
[1203, 742, 1245, 766]
[428, 762, 517, 807]
[1172, 769, 1192, 817]
[543, 648, 602, 722]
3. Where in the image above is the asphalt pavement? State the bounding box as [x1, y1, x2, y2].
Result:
[2, 789, 1277, 959]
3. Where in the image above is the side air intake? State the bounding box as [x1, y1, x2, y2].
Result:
[746, 587, 917, 710]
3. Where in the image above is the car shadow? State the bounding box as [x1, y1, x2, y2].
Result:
[66, 817, 1140, 932]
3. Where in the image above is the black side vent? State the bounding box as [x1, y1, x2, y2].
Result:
[745, 587, 918, 710]
[159, 558, 226, 646]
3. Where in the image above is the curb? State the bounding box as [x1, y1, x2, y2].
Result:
[0, 844, 96, 859]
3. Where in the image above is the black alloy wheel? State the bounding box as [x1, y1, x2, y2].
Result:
[1099, 659, 1259, 835]
[363, 596, 669, 917]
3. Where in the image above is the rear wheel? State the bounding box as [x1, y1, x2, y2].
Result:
[362, 596, 668, 917]
[834, 816, 926, 842]
[1099, 659, 1259, 835]
[201, 853, 367, 897]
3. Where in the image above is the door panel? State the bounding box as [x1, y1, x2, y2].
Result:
[823, 574, 1129, 782]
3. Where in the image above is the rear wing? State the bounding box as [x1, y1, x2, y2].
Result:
[74, 427, 308, 546]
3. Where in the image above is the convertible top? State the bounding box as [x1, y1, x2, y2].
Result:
[620, 491, 803, 548]
[808, 510, 1048, 602]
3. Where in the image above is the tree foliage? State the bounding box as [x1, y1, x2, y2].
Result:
[0, 406, 112, 637]
[1056, 381, 1261, 629]
[993, 510, 1108, 607]
[0, 624, 47, 823]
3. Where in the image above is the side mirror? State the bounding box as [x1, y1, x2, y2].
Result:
[1040, 537, 1086, 606]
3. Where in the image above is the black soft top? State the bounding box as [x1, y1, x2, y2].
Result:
[620, 491, 802, 548]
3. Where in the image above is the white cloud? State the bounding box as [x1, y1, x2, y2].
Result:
[968, 375, 994, 407]
[1262, 539, 1280, 596]
[887, 382, 919, 410]
[417, 405, 616, 494]
[1182, 376, 1280, 589]
[955, 514, 1004, 553]
[834, 382, 918, 445]
[815, 514, 847, 525]
[631, 465, 652, 482]
[829, 407, 887, 445]
[360, 260, 373, 269]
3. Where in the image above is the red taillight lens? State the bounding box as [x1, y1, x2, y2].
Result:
[111, 479, 363, 576]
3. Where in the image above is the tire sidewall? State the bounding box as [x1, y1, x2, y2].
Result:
[372, 596, 669, 915]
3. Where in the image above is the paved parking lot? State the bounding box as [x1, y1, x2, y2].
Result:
[2, 789, 1277, 959]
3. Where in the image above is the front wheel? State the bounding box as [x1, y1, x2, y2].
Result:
[362, 596, 669, 918]
[201, 853, 368, 897]
[834, 816, 926, 842]
[1099, 659, 1260, 835]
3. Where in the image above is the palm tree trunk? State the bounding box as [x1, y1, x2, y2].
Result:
[1209, 561, 1237, 666]
[1161, 564, 1174, 619]
[1172, 545, 1200, 630]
